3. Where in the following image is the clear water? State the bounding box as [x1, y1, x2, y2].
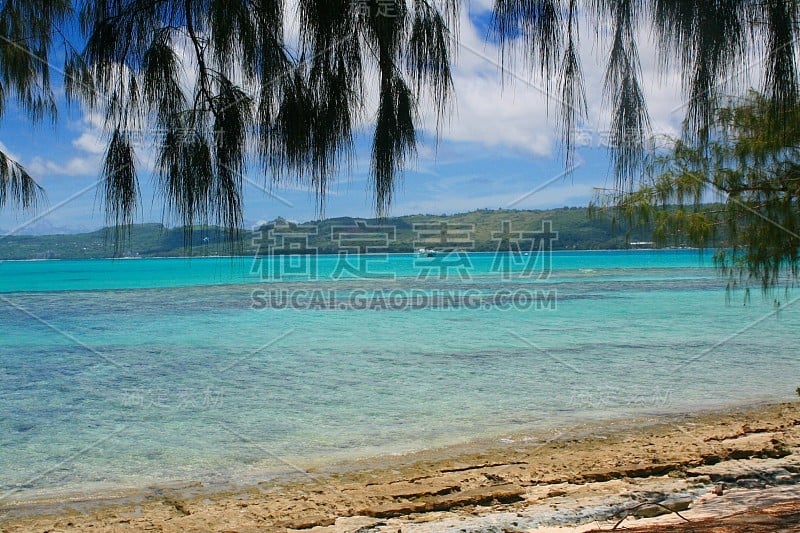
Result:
[1, 250, 798, 504]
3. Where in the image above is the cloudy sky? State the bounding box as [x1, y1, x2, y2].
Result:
[0, 1, 692, 235]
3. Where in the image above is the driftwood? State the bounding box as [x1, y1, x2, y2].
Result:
[612, 500, 691, 530]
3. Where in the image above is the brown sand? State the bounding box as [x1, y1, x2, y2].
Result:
[1, 402, 799, 532]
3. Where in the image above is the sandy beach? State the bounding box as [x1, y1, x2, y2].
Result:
[1, 401, 799, 532]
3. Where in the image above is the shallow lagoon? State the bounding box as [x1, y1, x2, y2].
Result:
[1, 250, 798, 502]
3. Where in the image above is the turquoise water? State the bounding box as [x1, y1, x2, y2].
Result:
[1, 250, 798, 503]
[1, 249, 708, 293]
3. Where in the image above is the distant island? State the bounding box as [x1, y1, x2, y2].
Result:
[0, 207, 659, 260]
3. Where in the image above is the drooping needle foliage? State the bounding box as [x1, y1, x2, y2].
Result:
[493, 0, 800, 287]
[0, 0, 457, 231]
[492, 0, 799, 190]
[0, 0, 71, 211]
[72, 0, 458, 234]
[596, 92, 800, 290]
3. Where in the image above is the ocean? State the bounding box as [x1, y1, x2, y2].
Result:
[1, 250, 798, 503]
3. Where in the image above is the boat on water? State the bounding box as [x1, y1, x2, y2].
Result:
[416, 248, 438, 257]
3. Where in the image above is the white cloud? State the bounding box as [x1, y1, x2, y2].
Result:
[395, 182, 594, 214]
[72, 131, 106, 154]
[28, 155, 99, 177]
[22, 111, 107, 178]
[413, 8, 559, 158]
[468, 0, 495, 12]
[412, 8, 686, 161]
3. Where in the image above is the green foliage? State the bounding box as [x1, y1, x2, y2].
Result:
[596, 92, 800, 289]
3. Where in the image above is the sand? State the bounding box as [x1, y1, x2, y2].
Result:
[1, 401, 799, 532]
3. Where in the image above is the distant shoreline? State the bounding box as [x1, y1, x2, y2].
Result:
[0, 247, 703, 262]
[0, 207, 674, 260]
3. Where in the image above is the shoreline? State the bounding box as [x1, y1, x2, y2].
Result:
[0, 399, 780, 508]
[2, 401, 798, 531]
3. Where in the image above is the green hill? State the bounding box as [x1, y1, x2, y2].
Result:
[0, 207, 655, 260]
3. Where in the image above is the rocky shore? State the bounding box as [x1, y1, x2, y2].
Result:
[1, 402, 799, 532]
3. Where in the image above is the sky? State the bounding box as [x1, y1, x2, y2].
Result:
[0, 2, 692, 235]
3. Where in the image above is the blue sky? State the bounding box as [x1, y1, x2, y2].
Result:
[0, 2, 687, 235]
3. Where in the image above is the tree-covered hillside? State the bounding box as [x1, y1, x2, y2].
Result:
[0, 207, 658, 260]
